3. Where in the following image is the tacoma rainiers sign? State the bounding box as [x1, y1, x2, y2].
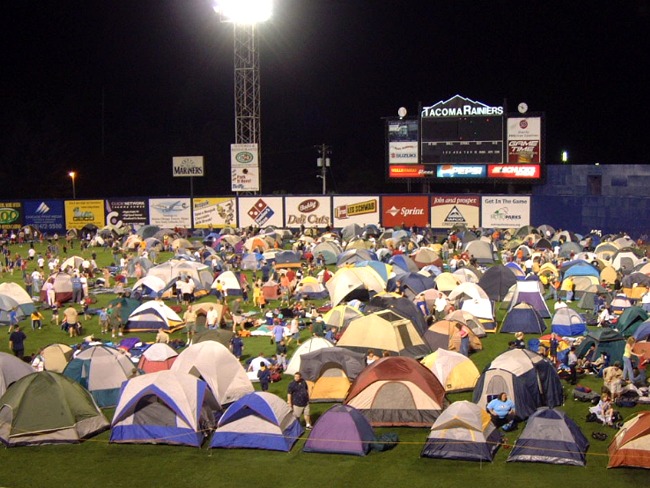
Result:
[421, 95, 504, 166]
[173, 156, 204, 177]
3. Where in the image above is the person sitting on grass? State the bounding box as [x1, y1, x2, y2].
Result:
[487, 392, 517, 430]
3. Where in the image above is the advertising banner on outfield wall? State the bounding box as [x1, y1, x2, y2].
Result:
[381, 196, 429, 228]
[238, 197, 284, 228]
[284, 196, 331, 228]
[24, 200, 64, 233]
[149, 198, 192, 228]
[0, 201, 23, 231]
[332, 196, 380, 227]
[481, 195, 530, 229]
[430, 195, 480, 229]
[64, 200, 106, 230]
[105, 199, 149, 228]
[193, 198, 237, 229]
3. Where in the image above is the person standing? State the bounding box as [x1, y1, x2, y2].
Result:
[567, 346, 578, 385]
[8, 308, 19, 334]
[287, 372, 312, 429]
[184, 304, 197, 345]
[622, 337, 641, 383]
[257, 363, 271, 391]
[456, 322, 471, 356]
[9, 325, 27, 358]
[229, 333, 244, 360]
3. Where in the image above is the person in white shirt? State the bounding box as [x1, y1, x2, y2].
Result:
[206, 306, 219, 330]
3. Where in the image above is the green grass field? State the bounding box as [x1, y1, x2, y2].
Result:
[0, 239, 648, 487]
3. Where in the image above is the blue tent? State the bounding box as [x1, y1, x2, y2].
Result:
[110, 371, 219, 447]
[501, 303, 546, 334]
[507, 407, 589, 466]
[562, 262, 600, 280]
[633, 320, 650, 341]
[551, 308, 587, 336]
[210, 392, 303, 452]
[303, 404, 376, 456]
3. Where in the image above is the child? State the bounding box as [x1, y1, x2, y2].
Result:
[51, 302, 60, 326]
[257, 363, 271, 391]
[31, 310, 45, 330]
[99, 307, 109, 334]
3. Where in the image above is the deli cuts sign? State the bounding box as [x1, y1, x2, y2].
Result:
[285, 197, 331, 228]
[381, 196, 429, 227]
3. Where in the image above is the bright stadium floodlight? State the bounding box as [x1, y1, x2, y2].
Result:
[213, 0, 272, 24]
[213, 0, 272, 194]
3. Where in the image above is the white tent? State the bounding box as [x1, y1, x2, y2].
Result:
[171, 341, 254, 407]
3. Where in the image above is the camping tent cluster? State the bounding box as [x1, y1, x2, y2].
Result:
[1, 223, 649, 471]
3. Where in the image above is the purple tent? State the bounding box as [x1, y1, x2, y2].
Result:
[303, 404, 376, 456]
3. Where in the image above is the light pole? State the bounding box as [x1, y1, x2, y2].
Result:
[214, 0, 272, 194]
[68, 171, 76, 199]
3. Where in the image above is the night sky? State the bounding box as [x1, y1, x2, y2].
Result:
[1, 0, 648, 199]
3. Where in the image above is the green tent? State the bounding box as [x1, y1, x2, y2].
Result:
[0, 372, 109, 447]
[614, 306, 648, 337]
[575, 328, 626, 364]
[108, 297, 141, 322]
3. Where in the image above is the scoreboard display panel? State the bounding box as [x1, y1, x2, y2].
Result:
[420, 116, 503, 164]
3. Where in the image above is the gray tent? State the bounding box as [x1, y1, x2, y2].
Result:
[507, 407, 589, 466]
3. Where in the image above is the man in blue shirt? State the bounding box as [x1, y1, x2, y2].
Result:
[487, 392, 516, 429]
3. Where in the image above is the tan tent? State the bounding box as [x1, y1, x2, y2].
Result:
[600, 265, 618, 285]
[423, 319, 482, 353]
[337, 310, 430, 358]
[41, 344, 74, 373]
[608, 411, 650, 469]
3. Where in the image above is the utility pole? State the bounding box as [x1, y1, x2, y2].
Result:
[316, 144, 331, 195]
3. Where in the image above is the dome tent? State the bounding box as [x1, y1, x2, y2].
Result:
[0, 372, 109, 446]
[421, 400, 501, 462]
[507, 407, 589, 466]
[110, 370, 218, 447]
[303, 404, 377, 456]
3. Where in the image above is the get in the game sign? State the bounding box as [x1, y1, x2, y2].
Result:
[430, 195, 480, 229]
[481, 195, 531, 228]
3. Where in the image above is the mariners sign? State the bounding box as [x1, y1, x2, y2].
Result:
[173, 156, 204, 177]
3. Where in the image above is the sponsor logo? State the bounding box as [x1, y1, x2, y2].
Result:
[488, 165, 540, 178]
[0, 208, 19, 225]
[437, 165, 485, 178]
[444, 206, 466, 224]
[298, 199, 319, 213]
[72, 207, 95, 221]
[247, 199, 275, 226]
[235, 151, 254, 164]
[287, 215, 330, 225]
[386, 206, 424, 218]
[519, 119, 528, 129]
[490, 207, 522, 221]
[173, 157, 204, 176]
[334, 199, 377, 219]
[389, 165, 431, 178]
[152, 201, 189, 214]
[36, 202, 50, 214]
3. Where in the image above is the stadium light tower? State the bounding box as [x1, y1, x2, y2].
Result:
[214, 0, 272, 194]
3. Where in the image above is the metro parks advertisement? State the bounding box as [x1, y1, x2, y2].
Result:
[481, 195, 531, 228]
[430, 195, 480, 229]
[64, 200, 105, 230]
[193, 198, 237, 229]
